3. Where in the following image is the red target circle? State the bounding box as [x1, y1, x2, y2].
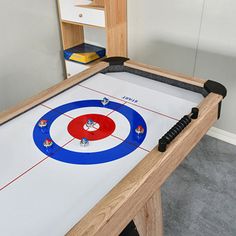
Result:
[67, 114, 116, 141]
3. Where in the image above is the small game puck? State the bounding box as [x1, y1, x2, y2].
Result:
[101, 97, 109, 106]
[38, 119, 48, 128]
[86, 119, 94, 128]
[135, 125, 144, 135]
[80, 138, 89, 147]
[43, 139, 53, 148]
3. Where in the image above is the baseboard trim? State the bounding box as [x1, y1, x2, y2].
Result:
[207, 127, 236, 146]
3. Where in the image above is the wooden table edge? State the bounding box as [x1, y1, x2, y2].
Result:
[66, 93, 223, 236]
[124, 60, 206, 88]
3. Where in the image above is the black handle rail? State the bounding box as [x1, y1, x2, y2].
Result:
[158, 107, 199, 152]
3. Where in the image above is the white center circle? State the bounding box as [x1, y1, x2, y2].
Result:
[83, 122, 100, 132]
[50, 106, 130, 153]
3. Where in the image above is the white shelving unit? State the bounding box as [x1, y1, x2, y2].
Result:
[65, 60, 88, 78]
[57, 0, 127, 78]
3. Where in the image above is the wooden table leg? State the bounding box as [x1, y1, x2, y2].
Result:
[133, 189, 163, 236]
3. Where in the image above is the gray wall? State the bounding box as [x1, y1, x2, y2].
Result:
[0, 0, 64, 111]
[128, 0, 236, 135]
[0, 0, 235, 135]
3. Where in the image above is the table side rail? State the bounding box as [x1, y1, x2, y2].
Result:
[66, 92, 222, 236]
[124, 60, 205, 88]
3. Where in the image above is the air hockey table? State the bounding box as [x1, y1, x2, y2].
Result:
[0, 57, 226, 236]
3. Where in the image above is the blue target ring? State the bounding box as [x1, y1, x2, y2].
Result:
[33, 100, 147, 165]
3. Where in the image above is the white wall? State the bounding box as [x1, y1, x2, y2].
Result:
[0, 0, 64, 112]
[128, 0, 236, 135]
[194, 0, 236, 135]
[0, 0, 235, 136]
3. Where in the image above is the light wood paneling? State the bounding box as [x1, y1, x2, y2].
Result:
[91, 0, 104, 8]
[93, 0, 104, 6]
[58, 0, 127, 54]
[77, 0, 105, 8]
[105, 0, 127, 57]
[61, 22, 84, 50]
[57, 0, 84, 50]
[66, 92, 222, 236]
[0, 62, 109, 125]
[134, 189, 163, 236]
[57, 0, 127, 79]
[61, 20, 104, 29]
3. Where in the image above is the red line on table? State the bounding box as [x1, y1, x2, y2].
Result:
[79, 84, 124, 103]
[78, 84, 179, 121]
[131, 103, 179, 121]
[111, 134, 150, 153]
[83, 124, 149, 152]
[41, 104, 75, 120]
[106, 102, 127, 117]
[0, 157, 49, 192]
[59, 138, 75, 149]
[0, 138, 75, 192]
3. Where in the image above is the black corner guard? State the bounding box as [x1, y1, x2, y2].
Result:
[204, 80, 227, 98]
[103, 57, 130, 66]
[204, 80, 227, 119]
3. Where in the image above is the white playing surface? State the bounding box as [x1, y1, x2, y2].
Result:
[0, 71, 203, 236]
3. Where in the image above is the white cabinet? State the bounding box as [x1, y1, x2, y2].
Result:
[59, 0, 76, 22]
[75, 7, 105, 27]
[65, 60, 88, 78]
[59, 0, 105, 27]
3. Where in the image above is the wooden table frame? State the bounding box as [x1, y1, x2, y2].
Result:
[0, 57, 226, 236]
